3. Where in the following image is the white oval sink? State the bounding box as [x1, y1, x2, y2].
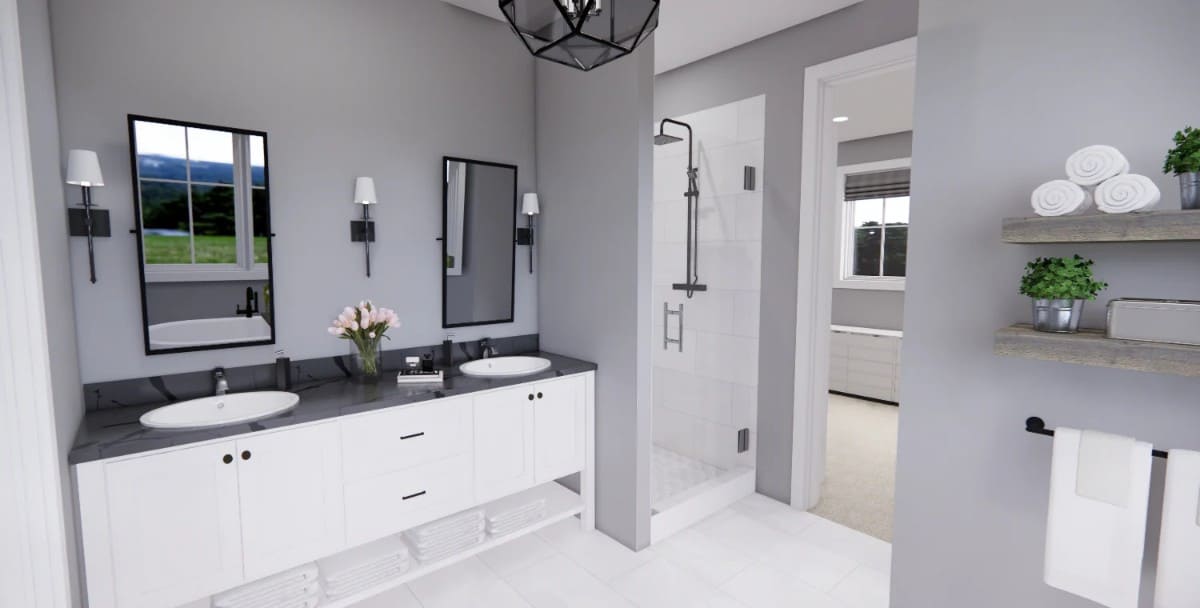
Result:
[140, 391, 300, 430]
[460, 356, 552, 379]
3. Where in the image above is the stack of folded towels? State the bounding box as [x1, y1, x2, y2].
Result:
[402, 508, 486, 563]
[317, 536, 412, 602]
[1031, 145, 1161, 216]
[211, 564, 321, 608]
[485, 494, 548, 537]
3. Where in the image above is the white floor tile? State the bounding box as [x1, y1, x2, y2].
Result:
[478, 532, 560, 578]
[504, 555, 636, 607]
[348, 584, 423, 608]
[758, 535, 859, 592]
[611, 559, 748, 607]
[652, 527, 754, 587]
[407, 557, 531, 608]
[830, 566, 890, 608]
[693, 511, 785, 557]
[720, 563, 848, 608]
[730, 493, 821, 536]
[536, 518, 657, 582]
[798, 518, 893, 574]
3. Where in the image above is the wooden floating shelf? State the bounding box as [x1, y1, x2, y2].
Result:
[1001, 209, 1200, 243]
[994, 324, 1200, 377]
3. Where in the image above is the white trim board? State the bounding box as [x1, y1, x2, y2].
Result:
[834, 157, 912, 292]
[790, 37, 917, 512]
[0, 0, 74, 604]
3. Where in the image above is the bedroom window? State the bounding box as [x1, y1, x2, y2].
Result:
[837, 159, 911, 291]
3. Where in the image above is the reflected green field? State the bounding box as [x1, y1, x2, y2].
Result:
[144, 235, 269, 265]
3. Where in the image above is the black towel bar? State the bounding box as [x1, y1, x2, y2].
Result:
[1025, 417, 1169, 459]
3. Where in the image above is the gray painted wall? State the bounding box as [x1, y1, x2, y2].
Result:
[16, 0, 83, 604]
[49, 0, 538, 382]
[833, 131, 912, 331]
[893, 2, 1200, 606]
[536, 46, 655, 550]
[655, 0, 919, 502]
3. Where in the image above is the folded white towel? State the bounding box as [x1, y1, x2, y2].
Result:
[409, 533, 486, 563]
[324, 561, 409, 598]
[1031, 180, 1093, 217]
[213, 564, 319, 608]
[1044, 428, 1152, 608]
[406, 509, 485, 543]
[318, 535, 409, 581]
[1095, 174, 1161, 214]
[1066, 145, 1130, 187]
[276, 594, 320, 608]
[487, 495, 548, 521]
[404, 520, 486, 550]
[323, 554, 408, 586]
[213, 580, 320, 608]
[1154, 449, 1200, 608]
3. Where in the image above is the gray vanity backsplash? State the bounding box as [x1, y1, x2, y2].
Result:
[83, 334, 540, 411]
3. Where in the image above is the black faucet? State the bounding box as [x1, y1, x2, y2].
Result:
[236, 287, 259, 318]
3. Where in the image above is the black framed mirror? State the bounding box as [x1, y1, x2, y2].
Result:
[128, 115, 276, 355]
[441, 157, 517, 328]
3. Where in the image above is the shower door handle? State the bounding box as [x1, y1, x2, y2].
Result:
[664, 303, 683, 352]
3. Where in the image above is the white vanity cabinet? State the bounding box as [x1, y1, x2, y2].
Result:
[76, 421, 343, 608]
[74, 371, 595, 608]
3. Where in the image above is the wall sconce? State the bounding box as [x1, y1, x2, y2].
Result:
[350, 177, 377, 277]
[65, 149, 109, 284]
[516, 193, 539, 274]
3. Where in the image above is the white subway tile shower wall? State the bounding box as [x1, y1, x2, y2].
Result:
[652, 95, 765, 480]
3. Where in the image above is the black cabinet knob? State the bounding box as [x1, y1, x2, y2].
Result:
[222, 454, 233, 464]
[537, 392, 544, 399]
[528, 394, 535, 401]
[241, 450, 252, 461]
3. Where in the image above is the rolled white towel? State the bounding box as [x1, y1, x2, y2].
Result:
[1031, 180, 1093, 216]
[1065, 145, 1129, 187]
[1095, 174, 1161, 214]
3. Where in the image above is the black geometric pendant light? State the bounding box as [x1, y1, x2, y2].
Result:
[500, 0, 660, 72]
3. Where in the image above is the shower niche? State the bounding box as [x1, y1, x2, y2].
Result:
[649, 95, 766, 542]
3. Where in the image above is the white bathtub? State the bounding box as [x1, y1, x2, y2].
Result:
[149, 315, 272, 349]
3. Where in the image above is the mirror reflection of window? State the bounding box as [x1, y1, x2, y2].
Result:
[445, 160, 467, 276]
[130, 116, 275, 355]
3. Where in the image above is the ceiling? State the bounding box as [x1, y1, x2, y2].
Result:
[830, 64, 916, 142]
[438, 0, 862, 74]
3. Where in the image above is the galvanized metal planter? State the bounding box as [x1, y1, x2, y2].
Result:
[1179, 172, 1200, 210]
[1032, 298, 1084, 333]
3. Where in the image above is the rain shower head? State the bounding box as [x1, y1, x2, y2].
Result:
[654, 133, 684, 146]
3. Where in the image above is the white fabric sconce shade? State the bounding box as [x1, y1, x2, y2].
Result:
[354, 177, 377, 205]
[522, 193, 540, 216]
[66, 149, 104, 187]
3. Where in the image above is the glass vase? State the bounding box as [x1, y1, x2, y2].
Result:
[350, 340, 383, 382]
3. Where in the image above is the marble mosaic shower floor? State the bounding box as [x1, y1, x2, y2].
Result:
[651, 445, 725, 507]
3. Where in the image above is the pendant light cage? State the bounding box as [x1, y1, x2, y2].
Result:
[500, 0, 660, 72]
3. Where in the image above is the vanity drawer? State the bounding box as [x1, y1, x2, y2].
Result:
[343, 454, 475, 546]
[341, 397, 472, 482]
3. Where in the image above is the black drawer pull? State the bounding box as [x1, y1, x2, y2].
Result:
[402, 491, 427, 501]
[400, 432, 425, 440]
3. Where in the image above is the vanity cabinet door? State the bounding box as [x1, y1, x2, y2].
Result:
[473, 385, 536, 503]
[98, 441, 243, 608]
[236, 422, 345, 580]
[533, 376, 586, 483]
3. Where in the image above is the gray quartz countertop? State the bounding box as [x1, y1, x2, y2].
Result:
[69, 352, 595, 465]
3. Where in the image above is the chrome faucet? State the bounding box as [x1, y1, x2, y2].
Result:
[213, 368, 229, 396]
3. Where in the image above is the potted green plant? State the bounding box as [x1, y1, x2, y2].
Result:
[1019, 255, 1108, 333]
[1163, 126, 1200, 210]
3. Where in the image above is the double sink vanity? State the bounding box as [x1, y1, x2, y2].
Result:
[71, 354, 596, 608]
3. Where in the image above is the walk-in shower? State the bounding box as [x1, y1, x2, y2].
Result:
[650, 96, 766, 543]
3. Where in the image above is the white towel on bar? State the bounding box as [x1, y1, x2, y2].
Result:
[1154, 449, 1200, 608]
[1095, 174, 1161, 214]
[1031, 179, 1093, 216]
[1066, 145, 1130, 187]
[212, 563, 319, 608]
[1044, 428, 1152, 608]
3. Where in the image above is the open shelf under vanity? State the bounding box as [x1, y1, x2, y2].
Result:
[1001, 209, 1200, 243]
[322, 482, 584, 608]
[993, 324, 1200, 377]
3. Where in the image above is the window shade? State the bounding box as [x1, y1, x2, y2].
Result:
[844, 168, 910, 201]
